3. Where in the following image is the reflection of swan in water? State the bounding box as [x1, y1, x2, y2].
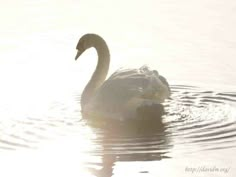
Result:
[86, 118, 171, 177]
[75, 34, 170, 120]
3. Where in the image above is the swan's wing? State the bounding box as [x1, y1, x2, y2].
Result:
[89, 66, 170, 115]
[108, 65, 170, 99]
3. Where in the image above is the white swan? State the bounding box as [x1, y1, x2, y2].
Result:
[75, 34, 170, 120]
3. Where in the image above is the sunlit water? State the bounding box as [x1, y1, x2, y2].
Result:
[1, 0, 236, 177]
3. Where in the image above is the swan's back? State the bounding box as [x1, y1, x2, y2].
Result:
[83, 66, 170, 120]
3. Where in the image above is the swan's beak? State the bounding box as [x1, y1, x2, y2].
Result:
[75, 50, 83, 60]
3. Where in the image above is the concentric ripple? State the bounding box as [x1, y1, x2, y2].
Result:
[163, 85, 236, 154]
[78, 85, 236, 165]
[0, 85, 236, 163]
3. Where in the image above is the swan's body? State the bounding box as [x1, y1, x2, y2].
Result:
[75, 34, 170, 120]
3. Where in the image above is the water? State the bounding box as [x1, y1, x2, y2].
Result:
[0, 0, 236, 177]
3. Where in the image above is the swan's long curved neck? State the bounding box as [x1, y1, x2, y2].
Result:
[81, 42, 110, 109]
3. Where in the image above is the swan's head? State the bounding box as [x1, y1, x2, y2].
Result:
[75, 33, 108, 60]
[75, 34, 91, 60]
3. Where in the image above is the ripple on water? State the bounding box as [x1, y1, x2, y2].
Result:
[0, 85, 236, 162]
[77, 85, 236, 163]
[163, 85, 236, 155]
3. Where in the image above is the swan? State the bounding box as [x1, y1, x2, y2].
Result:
[75, 33, 170, 121]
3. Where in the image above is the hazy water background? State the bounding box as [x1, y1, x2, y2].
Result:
[0, 0, 236, 176]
